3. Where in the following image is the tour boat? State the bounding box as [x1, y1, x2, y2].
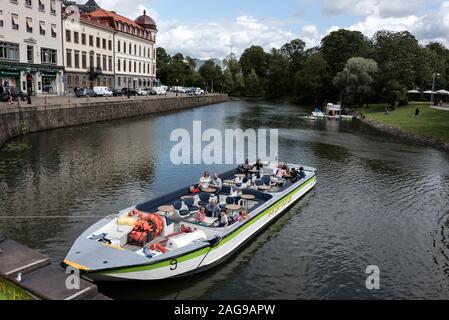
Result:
[63, 163, 317, 281]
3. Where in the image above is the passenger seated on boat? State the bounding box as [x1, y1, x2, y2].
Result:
[195, 207, 207, 224]
[218, 209, 229, 228]
[298, 167, 306, 180]
[210, 173, 223, 192]
[206, 199, 220, 218]
[254, 159, 264, 171]
[234, 210, 249, 222]
[199, 171, 212, 191]
[289, 168, 300, 182]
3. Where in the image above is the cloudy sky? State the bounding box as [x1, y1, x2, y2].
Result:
[86, 0, 447, 59]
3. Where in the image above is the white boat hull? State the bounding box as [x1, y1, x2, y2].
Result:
[85, 176, 317, 281]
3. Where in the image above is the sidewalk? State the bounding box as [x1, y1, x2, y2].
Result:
[0, 92, 219, 108]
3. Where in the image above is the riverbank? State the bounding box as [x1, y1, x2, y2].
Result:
[0, 94, 229, 148]
[357, 103, 449, 151]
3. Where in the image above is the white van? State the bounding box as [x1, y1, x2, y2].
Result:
[93, 86, 113, 97]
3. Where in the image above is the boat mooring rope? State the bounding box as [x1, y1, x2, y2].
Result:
[174, 236, 222, 300]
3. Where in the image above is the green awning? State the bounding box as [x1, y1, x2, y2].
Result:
[0, 70, 21, 76]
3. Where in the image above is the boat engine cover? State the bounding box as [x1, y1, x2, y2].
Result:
[166, 230, 207, 250]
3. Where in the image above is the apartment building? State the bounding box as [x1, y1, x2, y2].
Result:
[0, 0, 64, 95]
[62, 14, 115, 90]
[88, 8, 157, 90]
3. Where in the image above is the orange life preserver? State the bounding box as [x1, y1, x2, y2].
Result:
[136, 213, 164, 239]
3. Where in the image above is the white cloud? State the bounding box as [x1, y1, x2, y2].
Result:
[300, 25, 321, 48]
[158, 16, 296, 59]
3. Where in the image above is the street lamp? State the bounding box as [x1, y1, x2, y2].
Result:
[431, 72, 440, 105]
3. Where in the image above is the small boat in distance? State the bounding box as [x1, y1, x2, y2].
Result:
[63, 162, 317, 281]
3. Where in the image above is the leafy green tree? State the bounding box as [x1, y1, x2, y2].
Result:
[239, 46, 269, 78]
[373, 31, 421, 89]
[333, 57, 378, 107]
[245, 69, 262, 96]
[233, 73, 246, 96]
[199, 59, 220, 91]
[222, 68, 234, 93]
[294, 52, 330, 104]
[321, 29, 371, 75]
[384, 80, 407, 108]
[223, 53, 241, 77]
[265, 48, 290, 99]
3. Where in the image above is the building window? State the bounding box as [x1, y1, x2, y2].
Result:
[102, 38, 106, 49]
[66, 30, 71, 42]
[26, 17, 32, 33]
[117, 59, 121, 72]
[66, 49, 72, 67]
[134, 61, 136, 73]
[117, 40, 120, 52]
[118, 77, 121, 86]
[96, 37, 100, 48]
[39, 21, 45, 35]
[27, 45, 33, 63]
[74, 32, 79, 44]
[129, 61, 131, 72]
[138, 62, 141, 73]
[123, 60, 126, 72]
[51, 24, 56, 38]
[129, 43, 131, 54]
[0, 42, 20, 61]
[81, 51, 87, 69]
[96, 54, 101, 70]
[25, 0, 32, 7]
[108, 40, 112, 51]
[74, 50, 80, 68]
[11, 14, 19, 30]
[41, 48, 57, 64]
[81, 33, 86, 45]
[123, 42, 126, 53]
[38, 0, 45, 12]
[89, 35, 93, 46]
[89, 52, 94, 68]
[50, 0, 56, 15]
[102, 55, 106, 70]
[108, 56, 112, 71]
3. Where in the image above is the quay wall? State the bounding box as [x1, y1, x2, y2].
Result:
[0, 94, 230, 148]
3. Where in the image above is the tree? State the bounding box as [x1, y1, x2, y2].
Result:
[239, 46, 269, 78]
[223, 53, 241, 77]
[199, 59, 220, 91]
[294, 52, 330, 104]
[265, 48, 290, 99]
[321, 29, 371, 75]
[222, 68, 234, 94]
[281, 39, 306, 72]
[245, 69, 262, 96]
[384, 80, 407, 109]
[333, 57, 378, 107]
[373, 30, 421, 89]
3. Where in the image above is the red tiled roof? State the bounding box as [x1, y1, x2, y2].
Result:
[80, 14, 115, 31]
[89, 8, 142, 30]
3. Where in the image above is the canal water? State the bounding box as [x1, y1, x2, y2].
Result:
[1, 99, 449, 300]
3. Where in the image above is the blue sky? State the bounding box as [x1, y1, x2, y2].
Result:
[91, 0, 448, 59]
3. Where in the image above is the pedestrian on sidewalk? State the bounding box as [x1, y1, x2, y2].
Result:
[6, 89, 13, 105]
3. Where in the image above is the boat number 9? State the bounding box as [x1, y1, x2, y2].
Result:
[170, 259, 178, 271]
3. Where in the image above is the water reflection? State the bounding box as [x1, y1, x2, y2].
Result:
[1, 99, 449, 299]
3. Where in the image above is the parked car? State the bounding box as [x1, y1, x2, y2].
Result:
[111, 89, 124, 97]
[121, 88, 138, 96]
[153, 87, 167, 95]
[75, 88, 96, 98]
[93, 86, 113, 97]
[1, 86, 28, 102]
[136, 88, 148, 96]
[145, 88, 157, 95]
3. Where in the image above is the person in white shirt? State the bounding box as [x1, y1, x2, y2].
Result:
[199, 171, 212, 190]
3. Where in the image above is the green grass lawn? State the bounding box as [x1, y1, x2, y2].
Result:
[359, 103, 449, 143]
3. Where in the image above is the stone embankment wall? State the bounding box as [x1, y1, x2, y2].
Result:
[0, 95, 230, 148]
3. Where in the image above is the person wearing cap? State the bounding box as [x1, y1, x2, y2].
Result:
[199, 171, 212, 190]
[210, 173, 222, 192]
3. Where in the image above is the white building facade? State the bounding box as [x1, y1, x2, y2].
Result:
[62, 15, 115, 91]
[88, 8, 157, 90]
[0, 0, 64, 95]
